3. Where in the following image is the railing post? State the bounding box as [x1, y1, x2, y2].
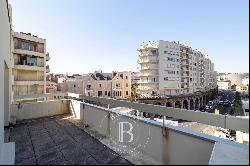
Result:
[162, 116, 168, 136]
[107, 112, 111, 137]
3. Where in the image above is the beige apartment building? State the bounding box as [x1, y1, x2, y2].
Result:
[217, 80, 231, 90]
[138, 40, 217, 97]
[62, 71, 131, 99]
[217, 73, 243, 86]
[12, 31, 50, 102]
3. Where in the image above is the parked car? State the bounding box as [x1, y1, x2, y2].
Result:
[219, 101, 224, 105]
[206, 105, 212, 110]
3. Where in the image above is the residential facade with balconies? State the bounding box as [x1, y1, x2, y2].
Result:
[138, 40, 217, 98]
[12, 31, 49, 102]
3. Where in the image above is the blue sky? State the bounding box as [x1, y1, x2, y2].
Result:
[9, 0, 249, 74]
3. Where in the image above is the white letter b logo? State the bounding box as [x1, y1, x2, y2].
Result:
[118, 122, 133, 143]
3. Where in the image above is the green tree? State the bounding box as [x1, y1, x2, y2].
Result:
[131, 83, 139, 99]
[231, 84, 237, 90]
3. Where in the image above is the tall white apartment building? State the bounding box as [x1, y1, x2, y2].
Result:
[138, 40, 216, 97]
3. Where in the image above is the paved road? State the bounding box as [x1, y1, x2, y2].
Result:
[205, 90, 236, 115]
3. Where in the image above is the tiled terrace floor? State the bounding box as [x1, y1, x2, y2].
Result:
[5, 114, 133, 165]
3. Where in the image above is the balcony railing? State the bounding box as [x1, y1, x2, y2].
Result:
[138, 58, 159, 64]
[140, 72, 159, 77]
[140, 65, 159, 70]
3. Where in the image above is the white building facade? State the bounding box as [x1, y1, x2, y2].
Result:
[138, 40, 217, 97]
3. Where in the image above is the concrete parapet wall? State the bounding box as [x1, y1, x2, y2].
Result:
[11, 100, 69, 121]
[71, 101, 215, 164]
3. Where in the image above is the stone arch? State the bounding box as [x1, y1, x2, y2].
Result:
[183, 100, 189, 110]
[166, 101, 172, 107]
[195, 98, 199, 110]
[175, 101, 181, 108]
[209, 94, 213, 101]
[190, 99, 194, 110]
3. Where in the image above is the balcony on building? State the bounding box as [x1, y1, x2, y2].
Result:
[5, 93, 248, 165]
[181, 79, 188, 83]
[46, 53, 50, 61]
[181, 55, 189, 60]
[181, 61, 189, 66]
[139, 78, 159, 84]
[46, 65, 50, 73]
[140, 71, 159, 77]
[14, 55, 44, 71]
[139, 49, 159, 57]
[181, 66, 189, 71]
[13, 37, 45, 57]
[138, 57, 159, 64]
[140, 64, 159, 71]
[181, 73, 189, 77]
[139, 84, 158, 91]
[14, 80, 45, 86]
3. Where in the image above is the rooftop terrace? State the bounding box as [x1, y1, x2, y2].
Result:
[4, 93, 249, 165]
[5, 114, 132, 165]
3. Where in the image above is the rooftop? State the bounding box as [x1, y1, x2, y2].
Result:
[5, 114, 132, 165]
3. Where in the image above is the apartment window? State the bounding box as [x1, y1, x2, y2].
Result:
[177, 59, 179, 62]
[126, 83, 128, 87]
[151, 50, 158, 55]
[177, 71, 179, 74]
[19, 41, 34, 51]
[74, 84, 76, 88]
[167, 70, 175, 74]
[98, 91, 102, 96]
[164, 77, 168, 81]
[116, 82, 120, 87]
[99, 84, 101, 87]
[87, 85, 91, 89]
[126, 91, 129, 95]
[108, 91, 110, 96]
[126, 76, 128, 79]
[164, 51, 167, 54]
[27, 56, 37, 66]
[105, 91, 107, 95]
